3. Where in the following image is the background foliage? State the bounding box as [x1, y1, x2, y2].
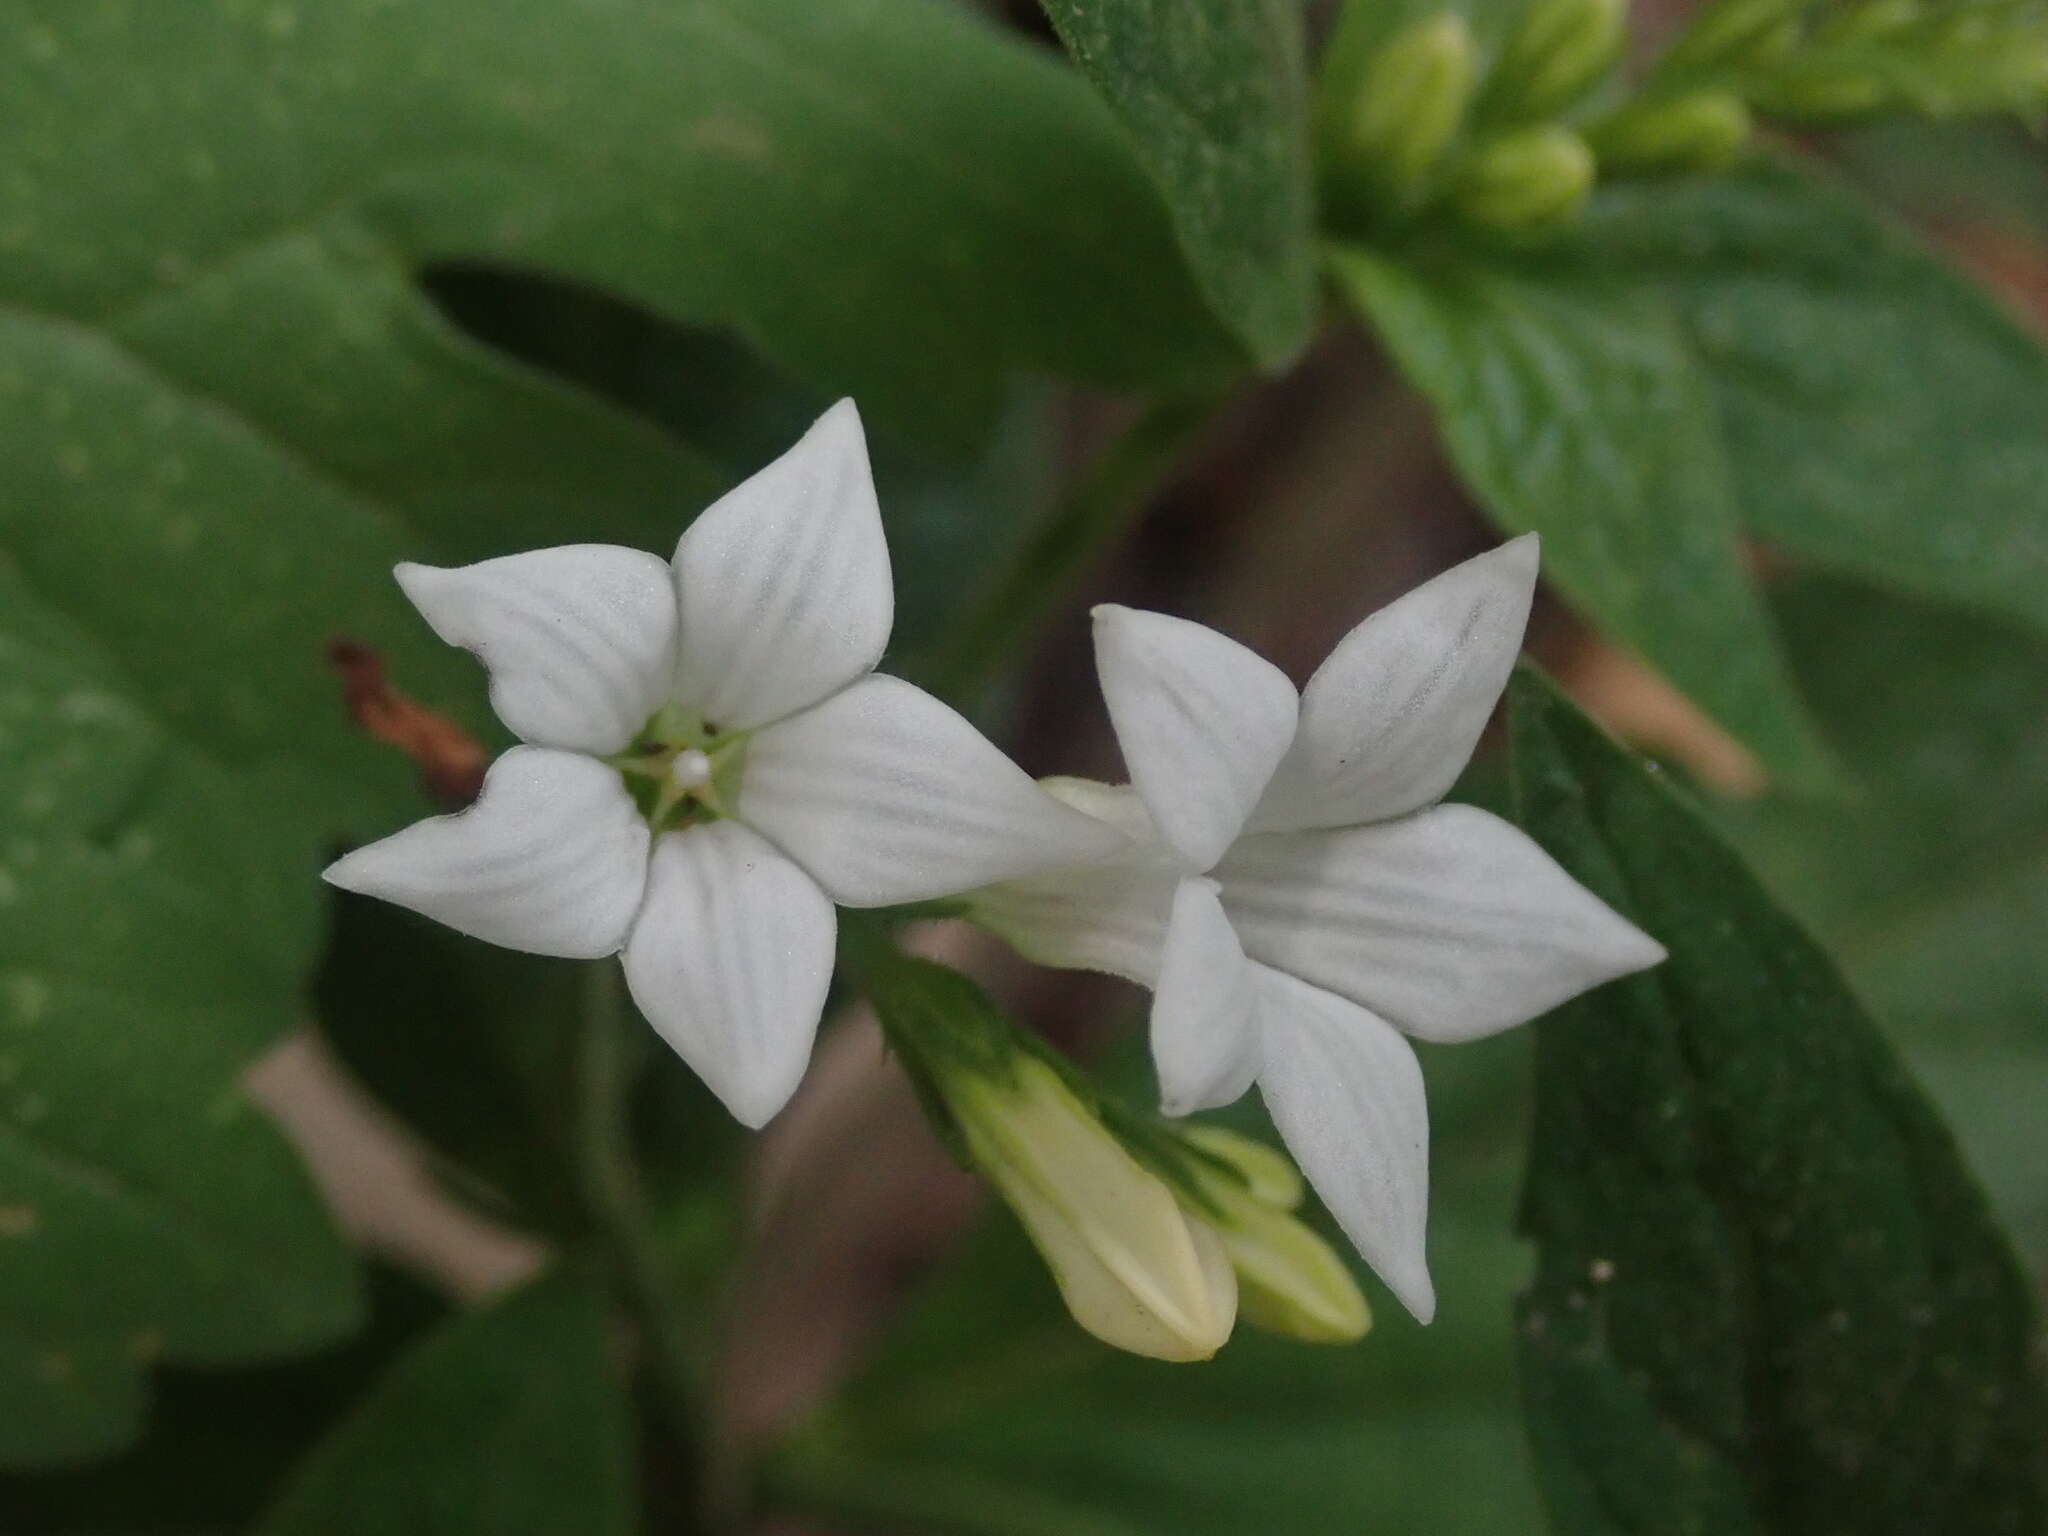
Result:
[1, 0, 2043, 1531]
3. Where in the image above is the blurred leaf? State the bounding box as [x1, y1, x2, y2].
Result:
[1577, 160, 2048, 642]
[772, 1177, 1543, 1536]
[0, 1266, 444, 1535]
[0, 568, 360, 1466]
[1331, 244, 1833, 790]
[1507, 670, 2048, 1535]
[1718, 578, 2048, 1260]
[1038, 0, 1316, 366]
[3, 0, 1235, 440]
[257, 1268, 631, 1536]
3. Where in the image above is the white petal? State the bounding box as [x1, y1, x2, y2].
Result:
[1152, 878, 1259, 1115]
[970, 779, 1180, 985]
[1093, 605, 1299, 871]
[1221, 804, 1668, 1044]
[620, 822, 835, 1129]
[1254, 966, 1434, 1323]
[1254, 536, 1538, 831]
[738, 675, 1128, 907]
[396, 545, 676, 755]
[323, 748, 648, 958]
[671, 399, 892, 731]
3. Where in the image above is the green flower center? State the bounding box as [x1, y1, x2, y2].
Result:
[606, 703, 750, 835]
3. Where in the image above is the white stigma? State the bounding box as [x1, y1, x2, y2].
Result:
[669, 749, 713, 791]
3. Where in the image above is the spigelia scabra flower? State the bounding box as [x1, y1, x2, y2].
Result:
[971, 536, 1666, 1321]
[325, 402, 1123, 1127]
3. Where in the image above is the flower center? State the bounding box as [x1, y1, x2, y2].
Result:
[607, 707, 748, 833]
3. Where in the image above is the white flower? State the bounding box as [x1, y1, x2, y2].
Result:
[325, 401, 1123, 1128]
[971, 536, 1665, 1321]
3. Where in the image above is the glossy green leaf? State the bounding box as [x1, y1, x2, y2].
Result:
[1507, 669, 2048, 1535]
[258, 1268, 631, 1536]
[1331, 243, 1833, 790]
[1577, 161, 2048, 639]
[1039, 0, 1316, 366]
[1719, 579, 2048, 1263]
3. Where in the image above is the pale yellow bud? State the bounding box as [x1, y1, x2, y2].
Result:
[1589, 91, 1752, 172]
[1450, 126, 1597, 231]
[1216, 1199, 1373, 1344]
[950, 1059, 1238, 1362]
[1487, 0, 1630, 121]
[1182, 1123, 1304, 1209]
[1350, 15, 1479, 196]
[1179, 1129, 1370, 1345]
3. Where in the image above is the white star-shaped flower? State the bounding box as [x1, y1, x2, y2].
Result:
[971, 536, 1665, 1321]
[326, 401, 1124, 1127]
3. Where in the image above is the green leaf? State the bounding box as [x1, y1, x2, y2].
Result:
[0, 568, 361, 1466]
[1506, 669, 2048, 1535]
[257, 1268, 632, 1536]
[1717, 578, 2048, 1263]
[1038, 0, 1316, 366]
[1576, 160, 2048, 639]
[0, 1266, 445, 1535]
[4, 0, 1235, 437]
[1330, 243, 1833, 790]
[771, 1179, 1545, 1536]
[0, 0, 1233, 1462]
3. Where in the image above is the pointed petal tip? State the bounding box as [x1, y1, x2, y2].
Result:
[1393, 1270, 1438, 1325]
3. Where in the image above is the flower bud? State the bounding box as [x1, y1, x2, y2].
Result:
[1347, 14, 1479, 197]
[1660, 0, 1805, 73]
[1485, 0, 1629, 121]
[1589, 91, 1752, 173]
[947, 1057, 1237, 1362]
[1183, 1123, 1304, 1209]
[1450, 126, 1596, 232]
[1180, 1128, 1370, 1344]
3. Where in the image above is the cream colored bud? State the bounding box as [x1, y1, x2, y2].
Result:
[1349, 14, 1479, 196]
[1215, 1200, 1373, 1344]
[1589, 92, 1752, 172]
[1450, 126, 1597, 231]
[1487, 0, 1630, 121]
[949, 1058, 1237, 1362]
[1182, 1123, 1304, 1209]
[1179, 1131, 1370, 1344]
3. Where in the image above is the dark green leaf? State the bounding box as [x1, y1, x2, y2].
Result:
[1576, 161, 2048, 639]
[1039, 0, 1316, 365]
[257, 1268, 631, 1536]
[1507, 669, 2048, 1535]
[0, 1266, 445, 1536]
[1718, 578, 2048, 1262]
[1331, 243, 1833, 790]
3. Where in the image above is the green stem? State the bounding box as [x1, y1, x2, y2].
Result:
[926, 392, 1224, 706]
[572, 963, 714, 1502]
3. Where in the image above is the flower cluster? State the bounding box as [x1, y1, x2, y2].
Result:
[329, 402, 1663, 1353]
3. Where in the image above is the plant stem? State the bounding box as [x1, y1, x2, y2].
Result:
[573, 962, 714, 1500]
[926, 392, 1224, 706]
